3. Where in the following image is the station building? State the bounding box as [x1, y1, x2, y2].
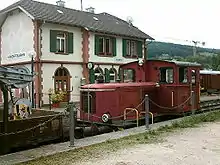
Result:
[0, 0, 153, 107]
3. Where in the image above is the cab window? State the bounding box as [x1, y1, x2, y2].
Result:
[123, 69, 135, 82]
[191, 69, 196, 85]
[159, 67, 173, 83]
[179, 67, 188, 83]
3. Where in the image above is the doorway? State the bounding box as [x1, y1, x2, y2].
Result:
[54, 67, 70, 102]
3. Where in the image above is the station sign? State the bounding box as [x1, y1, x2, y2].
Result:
[7, 52, 26, 59]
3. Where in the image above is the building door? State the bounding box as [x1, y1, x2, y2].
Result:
[54, 67, 70, 102]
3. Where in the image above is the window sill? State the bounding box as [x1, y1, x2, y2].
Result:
[54, 52, 69, 55]
[96, 53, 114, 57]
[123, 55, 138, 59]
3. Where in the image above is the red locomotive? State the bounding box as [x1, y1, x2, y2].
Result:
[80, 60, 201, 125]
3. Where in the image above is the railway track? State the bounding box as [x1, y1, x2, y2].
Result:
[73, 97, 220, 138]
[2, 97, 220, 156]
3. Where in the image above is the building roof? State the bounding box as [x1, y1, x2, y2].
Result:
[0, 0, 154, 40]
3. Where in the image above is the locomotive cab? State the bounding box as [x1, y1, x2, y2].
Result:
[145, 60, 201, 115]
[119, 60, 201, 115]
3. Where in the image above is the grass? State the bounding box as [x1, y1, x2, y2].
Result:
[17, 110, 220, 165]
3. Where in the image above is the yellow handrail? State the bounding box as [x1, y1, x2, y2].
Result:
[124, 108, 139, 127]
[139, 111, 154, 124]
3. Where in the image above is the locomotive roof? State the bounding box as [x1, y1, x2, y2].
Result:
[165, 60, 201, 67]
[81, 82, 156, 90]
[200, 70, 220, 75]
[119, 60, 201, 67]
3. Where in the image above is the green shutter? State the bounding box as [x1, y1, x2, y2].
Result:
[122, 39, 127, 57]
[50, 30, 57, 52]
[145, 47, 147, 60]
[104, 68, 110, 83]
[118, 67, 122, 81]
[137, 41, 143, 58]
[112, 37, 116, 56]
[89, 69, 95, 84]
[68, 32, 74, 53]
[95, 35, 99, 55]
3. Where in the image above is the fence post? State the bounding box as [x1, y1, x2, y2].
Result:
[49, 93, 52, 110]
[145, 94, 149, 129]
[69, 102, 75, 147]
[191, 91, 195, 115]
[2, 85, 9, 154]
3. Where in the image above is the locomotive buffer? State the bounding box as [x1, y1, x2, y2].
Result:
[0, 66, 33, 153]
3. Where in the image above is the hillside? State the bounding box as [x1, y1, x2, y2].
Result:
[147, 41, 220, 58]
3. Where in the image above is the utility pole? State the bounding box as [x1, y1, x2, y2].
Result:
[81, 0, 83, 11]
[192, 40, 205, 56]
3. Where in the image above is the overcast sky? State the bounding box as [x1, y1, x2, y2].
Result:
[1, 0, 220, 49]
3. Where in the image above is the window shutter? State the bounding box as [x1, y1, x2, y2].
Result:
[122, 39, 127, 57]
[68, 32, 74, 53]
[112, 37, 117, 56]
[89, 69, 95, 84]
[50, 30, 57, 52]
[145, 47, 147, 60]
[104, 68, 110, 83]
[137, 41, 143, 58]
[95, 35, 99, 55]
[118, 67, 122, 81]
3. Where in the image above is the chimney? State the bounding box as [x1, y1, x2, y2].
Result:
[86, 7, 95, 13]
[56, 0, 65, 7]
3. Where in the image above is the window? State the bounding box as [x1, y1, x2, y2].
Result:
[192, 70, 196, 85]
[109, 68, 117, 83]
[50, 30, 73, 54]
[98, 37, 104, 53]
[160, 67, 173, 84]
[94, 67, 104, 83]
[56, 33, 66, 53]
[179, 67, 188, 83]
[81, 92, 96, 113]
[95, 35, 116, 56]
[123, 39, 142, 58]
[123, 69, 135, 82]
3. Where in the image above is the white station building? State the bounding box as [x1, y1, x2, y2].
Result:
[0, 0, 153, 108]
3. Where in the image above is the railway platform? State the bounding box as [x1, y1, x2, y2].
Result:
[0, 114, 202, 165]
[200, 94, 220, 102]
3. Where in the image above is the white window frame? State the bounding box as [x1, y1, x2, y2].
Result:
[56, 33, 67, 53]
[126, 40, 131, 56]
[130, 41, 137, 57]
[105, 38, 112, 54]
[109, 69, 116, 82]
[98, 37, 105, 53]
[126, 40, 137, 57]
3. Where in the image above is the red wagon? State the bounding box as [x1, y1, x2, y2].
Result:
[200, 70, 220, 94]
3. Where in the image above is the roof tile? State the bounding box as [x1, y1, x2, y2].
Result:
[0, 0, 154, 39]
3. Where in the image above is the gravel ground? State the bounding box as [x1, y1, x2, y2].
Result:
[75, 122, 220, 165]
